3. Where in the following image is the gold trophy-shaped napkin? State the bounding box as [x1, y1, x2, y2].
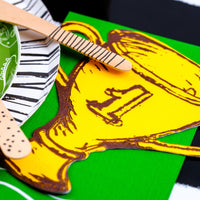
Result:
[2, 21, 200, 193]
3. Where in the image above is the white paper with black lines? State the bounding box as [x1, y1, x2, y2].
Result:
[2, 0, 60, 124]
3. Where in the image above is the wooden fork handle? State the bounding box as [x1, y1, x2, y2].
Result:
[0, 0, 132, 71]
[0, 100, 31, 159]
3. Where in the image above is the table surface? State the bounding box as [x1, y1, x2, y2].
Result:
[43, 0, 200, 195]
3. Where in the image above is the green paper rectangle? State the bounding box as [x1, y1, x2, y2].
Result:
[60, 12, 198, 200]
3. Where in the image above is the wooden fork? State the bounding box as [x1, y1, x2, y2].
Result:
[0, 0, 132, 71]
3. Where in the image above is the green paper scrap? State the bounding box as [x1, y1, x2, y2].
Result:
[1, 11, 200, 200]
